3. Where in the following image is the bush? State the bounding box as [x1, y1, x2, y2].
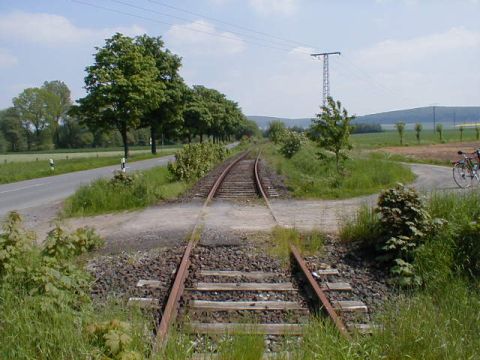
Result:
[279, 130, 305, 158]
[42, 226, 103, 260]
[0, 211, 35, 276]
[375, 184, 443, 285]
[168, 142, 229, 181]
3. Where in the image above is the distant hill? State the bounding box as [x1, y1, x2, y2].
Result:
[248, 106, 480, 130]
[247, 115, 311, 129]
[356, 106, 480, 128]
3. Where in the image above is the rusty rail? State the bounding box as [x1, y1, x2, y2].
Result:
[154, 151, 250, 350]
[253, 149, 350, 339]
[290, 245, 350, 339]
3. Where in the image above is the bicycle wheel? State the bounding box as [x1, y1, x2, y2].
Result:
[453, 162, 473, 188]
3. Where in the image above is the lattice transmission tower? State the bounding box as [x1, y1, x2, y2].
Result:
[311, 52, 341, 106]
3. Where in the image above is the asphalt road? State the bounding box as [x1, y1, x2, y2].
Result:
[0, 155, 174, 216]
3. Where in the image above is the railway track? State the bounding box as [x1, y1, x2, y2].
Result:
[128, 149, 372, 357]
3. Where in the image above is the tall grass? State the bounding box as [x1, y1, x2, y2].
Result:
[63, 166, 187, 217]
[263, 142, 415, 199]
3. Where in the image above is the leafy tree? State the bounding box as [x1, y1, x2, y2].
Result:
[13, 87, 58, 150]
[267, 120, 286, 144]
[0, 107, 26, 151]
[310, 97, 354, 172]
[58, 116, 93, 148]
[236, 119, 261, 139]
[135, 35, 185, 154]
[436, 123, 444, 142]
[73, 33, 163, 158]
[42, 80, 72, 147]
[414, 123, 423, 144]
[182, 90, 212, 143]
[395, 122, 406, 145]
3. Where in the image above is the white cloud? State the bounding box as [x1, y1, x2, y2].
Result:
[0, 11, 145, 46]
[357, 27, 480, 70]
[0, 48, 17, 68]
[166, 20, 246, 55]
[248, 0, 298, 15]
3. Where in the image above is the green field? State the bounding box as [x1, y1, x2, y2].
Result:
[352, 128, 480, 148]
[0, 146, 180, 163]
[0, 150, 177, 184]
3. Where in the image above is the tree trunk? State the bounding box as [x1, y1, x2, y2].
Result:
[188, 133, 191, 143]
[150, 124, 157, 154]
[200, 134, 203, 143]
[335, 152, 340, 173]
[121, 122, 129, 159]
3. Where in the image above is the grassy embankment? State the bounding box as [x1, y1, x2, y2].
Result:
[263, 141, 415, 199]
[0, 147, 179, 184]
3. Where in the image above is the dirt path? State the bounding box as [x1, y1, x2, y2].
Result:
[17, 162, 465, 250]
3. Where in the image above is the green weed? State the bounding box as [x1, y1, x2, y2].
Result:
[271, 226, 325, 263]
[63, 166, 187, 217]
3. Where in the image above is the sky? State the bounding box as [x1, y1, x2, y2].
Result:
[0, 0, 479, 118]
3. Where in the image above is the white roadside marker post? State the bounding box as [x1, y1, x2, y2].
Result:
[121, 157, 126, 173]
[49, 158, 55, 172]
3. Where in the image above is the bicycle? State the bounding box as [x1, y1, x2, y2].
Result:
[452, 148, 480, 188]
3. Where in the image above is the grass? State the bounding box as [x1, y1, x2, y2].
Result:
[270, 226, 325, 264]
[263, 141, 415, 199]
[0, 151, 176, 184]
[351, 128, 480, 149]
[63, 166, 187, 217]
[0, 145, 180, 160]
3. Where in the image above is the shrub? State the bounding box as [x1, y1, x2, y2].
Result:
[0, 211, 35, 276]
[110, 171, 136, 187]
[279, 130, 305, 158]
[375, 184, 442, 286]
[42, 226, 103, 260]
[168, 142, 229, 181]
[266, 120, 286, 144]
[86, 320, 142, 360]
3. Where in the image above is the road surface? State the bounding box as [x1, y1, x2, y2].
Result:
[0, 155, 174, 216]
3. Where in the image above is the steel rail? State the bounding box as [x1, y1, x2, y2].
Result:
[253, 149, 350, 339]
[154, 150, 250, 351]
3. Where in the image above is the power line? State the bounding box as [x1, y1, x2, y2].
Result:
[147, 0, 317, 50]
[104, 0, 305, 50]
[71, 0, 301, 53]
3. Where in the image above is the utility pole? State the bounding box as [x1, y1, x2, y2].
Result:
[311, 51, 341, 106]
[433, 105, 436, 133]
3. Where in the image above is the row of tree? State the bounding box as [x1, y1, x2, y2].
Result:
[72, 33, 257, 158]
[0, 33, 258, 156]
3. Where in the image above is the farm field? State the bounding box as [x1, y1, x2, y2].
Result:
[0, 150, 176, 184]
[0, 145, 179, 163]
[352, 128, 480, 149]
